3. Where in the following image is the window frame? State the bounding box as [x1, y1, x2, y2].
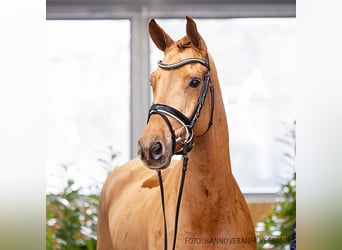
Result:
[46, 0, 295, 201]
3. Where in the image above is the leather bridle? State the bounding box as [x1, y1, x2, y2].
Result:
[147, 53, 214, 250]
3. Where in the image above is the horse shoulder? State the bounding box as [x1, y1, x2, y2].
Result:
[97, 158, 150, 249]
[98, 158, 180, 249]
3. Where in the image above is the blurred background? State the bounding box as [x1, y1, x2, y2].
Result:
[45, 0, 296, 249]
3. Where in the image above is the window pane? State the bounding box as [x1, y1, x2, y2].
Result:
[47, 20, 130, 194]
[150, 18, 295, 192]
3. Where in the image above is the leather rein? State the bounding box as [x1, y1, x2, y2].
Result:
[147, 53, 214, 250]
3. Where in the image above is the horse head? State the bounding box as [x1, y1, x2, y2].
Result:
[138, 16, 214, 170]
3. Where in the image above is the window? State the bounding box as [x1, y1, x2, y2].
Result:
[150, 18, 295, 192]
[47, 20, 130, 193]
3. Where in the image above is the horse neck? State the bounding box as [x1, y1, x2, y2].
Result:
[188, 55, 232, 179]
[179, 57, 235, 224]
[190, 73, 231, 171]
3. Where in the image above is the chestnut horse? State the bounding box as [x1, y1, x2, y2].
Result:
[97, 16, 256, 250]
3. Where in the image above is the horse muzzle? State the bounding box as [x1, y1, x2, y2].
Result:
[137, 136, 172, 170]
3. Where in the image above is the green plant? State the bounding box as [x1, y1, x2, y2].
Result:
[46, 146, 117, 249]
[256, 172, 296, 250]
[46, 179, 99, 250]
[256, 121, 296, 250]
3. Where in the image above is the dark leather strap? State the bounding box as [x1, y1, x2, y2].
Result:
[156, 142, 189, 250]
[150, 104, 191, 126]
[157, 169, 168, 250]
[196, 81, 215, 137]
[189, 70, 211, 128]
[172, 144, 189, 250]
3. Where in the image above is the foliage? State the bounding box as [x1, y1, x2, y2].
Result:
[256, 121, 296, 250]
[256, 172, 296, 250]
[46, 146, 117, 250]
[46, 179, 99, 250]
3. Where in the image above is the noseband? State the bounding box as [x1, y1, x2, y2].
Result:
[147, 53, 214, 250]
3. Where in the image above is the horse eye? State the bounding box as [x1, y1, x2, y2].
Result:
[189, 78, 201, 88]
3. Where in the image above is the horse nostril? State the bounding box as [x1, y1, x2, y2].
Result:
[137, 140, 147, 161]
[137, 146, 143, 158]
[150, 142, 163, 160]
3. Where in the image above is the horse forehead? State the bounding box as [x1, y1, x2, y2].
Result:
[164, 43, 201, 61]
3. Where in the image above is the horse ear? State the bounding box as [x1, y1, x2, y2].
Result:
[149, 19, 174, 52]
[186, 16, 201, 48]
